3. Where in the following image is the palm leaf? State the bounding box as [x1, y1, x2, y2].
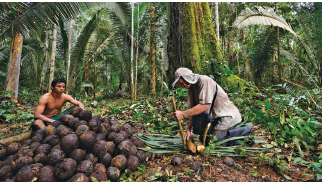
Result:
[58, 17, 69, 65]
[233, 6, 317, 68]
[68, 12, 98, 88]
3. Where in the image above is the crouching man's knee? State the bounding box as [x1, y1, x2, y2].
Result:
[33, 119, 46, 130]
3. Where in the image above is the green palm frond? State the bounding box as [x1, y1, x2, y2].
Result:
[136, 133, 273, 156]
[68, 12, 98, 87]
[233, 6, 317, 68]
[58, 17, 69, 64]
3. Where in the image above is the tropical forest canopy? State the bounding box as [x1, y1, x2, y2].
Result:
[0, 2, 322, 182]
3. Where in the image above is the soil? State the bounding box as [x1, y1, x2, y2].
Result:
[0, 101, 318, 182]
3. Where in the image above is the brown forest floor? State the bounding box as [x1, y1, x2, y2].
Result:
[0, 101, 319, 182]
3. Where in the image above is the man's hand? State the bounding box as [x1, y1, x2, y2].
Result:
[173, 111, 187, 121]
[184, 129, 191, 140]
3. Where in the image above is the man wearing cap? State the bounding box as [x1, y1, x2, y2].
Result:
[172, 67, 242, 145]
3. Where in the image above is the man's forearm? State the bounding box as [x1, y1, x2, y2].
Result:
[184, 104, 210, 117]
[35, 114, 55, 123]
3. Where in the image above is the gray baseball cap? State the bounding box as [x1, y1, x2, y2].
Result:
[172, 67, 199, 87]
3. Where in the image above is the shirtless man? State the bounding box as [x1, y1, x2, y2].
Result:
[33, 79, 84, 130]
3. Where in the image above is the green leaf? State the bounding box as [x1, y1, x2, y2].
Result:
[293, 157, 302, 164]
[283, 174, 292, 180]
[147, 170, 154, 174]
[252, 170, 257, 177]
[91, 177, 99, 182]
[265, 102, 271, 109]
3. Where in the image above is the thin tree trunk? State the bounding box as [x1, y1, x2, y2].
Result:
[84, 65, 90, 95]
[130, 2, 135, 100]
[277, 27, 281, 84]
[226, 2, 233, 64]
[134, 2, 139, 102]
[48, 24, 58, 92]
[39, 23, 50, 92]
[66, 18, 73, 95]
[149, 3, 156, 95]
[4, 34, 23, 102]
[214, 2, 219, 41]
[35, 52, 40, 88]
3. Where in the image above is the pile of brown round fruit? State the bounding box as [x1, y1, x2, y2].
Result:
[0, 108, 152, 182]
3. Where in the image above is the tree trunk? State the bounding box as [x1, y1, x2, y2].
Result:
[39, 23, 50, 92]
[130, 2, 135, 100]
[214, 2, 219, 41]
[149, 3, 156, 95]
[277, 27, 281, 84]
[226, 2, 233, 65]
[134, 3, 139, 101]
[84, 65, 90, 95]
[66, 18, 73, 95]
[167, 2, 224, 87]
[48, 24, 58, 92]
[4, 34, 23, 102]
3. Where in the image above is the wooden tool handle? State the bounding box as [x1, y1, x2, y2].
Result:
[171, 97, 186, 150]
[202, 122, 211, 146]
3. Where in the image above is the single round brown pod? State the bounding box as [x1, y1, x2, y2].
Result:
[11, 156, 33, 171]
[136, 150, 146, 163]
[32, 128, 44, 136]
[16, 164, 42, 182]
[71, 106, 83, 117]
[6, 143, 21, 155]
[100, 117, 110, 124]
[21, 139, 32, 146]
[68, 173, 89, 182]
[130, 135, 138, 142]
[106, 141, 115, 156]
[42, 135, 60, 147]
[79, 131, 97, 149]
[51, 120, 61, 128]
[117, 140, 131, 156]
[60, 133, 79, 153]
[92, 140, 108, 157]
[111, 155, 127, 170]
[0, 165, 13, 181]
[129, 143, 138, 156]
[76, 160, 93, 176]
[0, 146, 6, 160]
[75, 120, 88, 130]
[88, 120, 100, 133]
[68, 117, 79, 129]
[30, 142, 41, 153]
[16, 147, 33, 158]
[106, 167, 120, 181]
[3, 155, 14, 166]
[99, 123, 111, 136]
[79, 110, 92, 122]
[51, 144, 61, 151]
[111, 123, 121, 133]
[113, 133, 125, 145]
[89, 171, 107, 182]
[126, 155, 139, 172]
[96, 133, 105, 141]
[33, 153, 47, 164]
[122, 123, 132, 131]
[124, 139, 132, 144]
[110, 120, 119, 126]
[54, 158, 77, 180]
[76, 125, 90, 136]
[107, 132, 117, 141]
[59, 114, 69, 124]
[119, 130, 129, 139]
[56, 125, 74, 139]
[38, 165, 56, 182]
[91, 115, 101, 121]
[84, 153, 98, 165]
[47, 149, 66, 165]
[127, 128, 136, 136]
[100, 153, 112, 166]
[133, 139, 145, 148]
[31, 134, 43, 143]
[69, 149, 86, 164]
[43, 125, 57, 137]
[94, 163, 106, 173]
[35, 144, 52, 155]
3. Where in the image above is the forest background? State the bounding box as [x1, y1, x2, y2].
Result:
[0, 2, 322, 181]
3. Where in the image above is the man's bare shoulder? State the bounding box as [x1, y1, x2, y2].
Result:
[39, 93, 51, 102]
[62, 93, 75, 100]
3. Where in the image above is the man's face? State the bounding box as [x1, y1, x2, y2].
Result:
[51, 82, 66, 94]
[178, 78, 191, 89]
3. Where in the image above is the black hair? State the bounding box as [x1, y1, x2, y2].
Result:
[51, 79, 66, 88]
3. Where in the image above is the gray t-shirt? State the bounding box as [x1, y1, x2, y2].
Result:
[187, 75, 241, 130]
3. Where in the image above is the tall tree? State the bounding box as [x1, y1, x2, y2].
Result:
[130, 2, 135, 100]
[3, 34, 23, 102]
[167, 2, 224, 87]
[134, 2, 140, 101]
[214, 2, 219, 41]
[66, 18, 73, 95]
[39, 23, 50, 92]
[149, 3, 156, 95]
[48, 24, 58, 92]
